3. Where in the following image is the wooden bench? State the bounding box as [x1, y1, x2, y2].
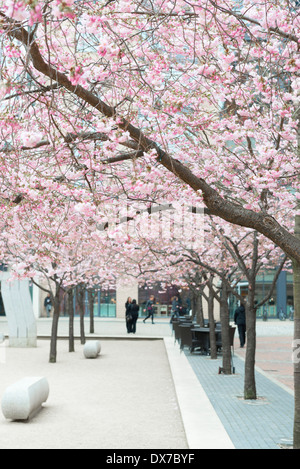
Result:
[1, 377, 49, 421]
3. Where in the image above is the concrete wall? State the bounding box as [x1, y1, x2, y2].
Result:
[116, 280, 139, 318]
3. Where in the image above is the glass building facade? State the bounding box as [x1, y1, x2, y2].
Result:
[58, 287, 117, 318]
[138, 283, 189, 317]
[229, 270, 294, 320]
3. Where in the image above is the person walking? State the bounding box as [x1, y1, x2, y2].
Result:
[143, 295, 155, 324]
[125, 297, 132, 333]
[234, 302, 246, 348]
[44, 294, 52, 318]
[128, 299, 139, 333]
[170, 296, 180, 323]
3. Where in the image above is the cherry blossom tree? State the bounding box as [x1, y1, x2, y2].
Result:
[182, 222, 288, 398]
[133, 213, 288, 395]
[1, 0, 300, 446]
[1, 193, 122, 362]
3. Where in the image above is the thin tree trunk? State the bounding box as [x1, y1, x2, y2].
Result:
[77, 284, 86, 345]
[293, 114, 300, 448]
[88, 289, 95, 334]
[49, 283, 60, 363]
[220, 280, 232, 374]
[207, 281, 217, 359]
[191, 291, 197, 320]
[195, 290, 204, 326]
[293, 219, 300, 448]
[244, 285, 257, 399]
[68, 288, 75, 353]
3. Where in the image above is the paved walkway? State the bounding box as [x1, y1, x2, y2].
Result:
[0, 338, 188, 449]
[0, 317, 296, 449]
[185, 345, 294, 449]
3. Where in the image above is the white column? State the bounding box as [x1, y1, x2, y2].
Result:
[0, 272, 37, 348]
[32, 282, 41, 319]
[116, 279, 139, 318]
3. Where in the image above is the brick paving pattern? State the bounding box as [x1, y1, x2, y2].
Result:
[185, 321, 295, 449]
[185, 351, 294, 449]
[235, 336, 294, 391]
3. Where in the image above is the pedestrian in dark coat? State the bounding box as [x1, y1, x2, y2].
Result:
[125, 297, 132, 333]
[44, 294, 52, 318]
[234, 303, 246, 348]
[128, 299, 139, 333]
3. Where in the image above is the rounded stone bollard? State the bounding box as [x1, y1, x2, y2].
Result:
[83, 340, 101, 359]
[1, 377, 50, 421]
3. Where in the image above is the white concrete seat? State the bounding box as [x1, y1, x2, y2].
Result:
[83, 341, 101, 359]
[1, 377, 49, 421]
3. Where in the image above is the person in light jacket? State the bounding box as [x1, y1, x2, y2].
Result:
[170, 296, 180, 323]
[143, 295, 155, 324]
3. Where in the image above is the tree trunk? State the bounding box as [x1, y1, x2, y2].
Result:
[77, 285, 86, 345]
[67, 288, 75, 353]
[244, 286, 257, 399]
[293, 111, 300, 449]
[220, 280, 232, 374]
[195, 290, 204, 326]
[207, 284, 217, 359]
[293, 215, 300, 448]
[49, 284, 60, 363]
[88, 289, 95, 334]
[191, 291, 197, 320]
